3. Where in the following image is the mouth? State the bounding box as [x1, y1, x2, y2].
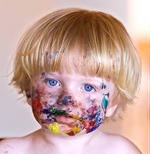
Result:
[56, 115, 82, 124]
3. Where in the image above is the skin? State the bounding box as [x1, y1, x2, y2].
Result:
[0, 47, 142, 154]
[29, 72, 111, 136]
[0, 130, 142, 154]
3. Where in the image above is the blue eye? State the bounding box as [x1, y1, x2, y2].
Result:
[48, 79, 59, 86]
[84, 84, 94, 92]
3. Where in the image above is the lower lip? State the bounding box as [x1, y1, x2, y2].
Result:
[56, 116, 77, 124]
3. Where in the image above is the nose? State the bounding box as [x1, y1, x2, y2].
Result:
[63, 96, 72, 102]
[57, 94, 73, 105]
[57, 83, 76, 105]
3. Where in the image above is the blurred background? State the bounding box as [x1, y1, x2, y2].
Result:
[0, 0, 149, 153]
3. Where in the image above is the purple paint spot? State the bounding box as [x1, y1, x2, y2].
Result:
[64, 96, 71, 102]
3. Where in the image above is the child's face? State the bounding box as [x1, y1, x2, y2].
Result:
[29, 71, 114, 136]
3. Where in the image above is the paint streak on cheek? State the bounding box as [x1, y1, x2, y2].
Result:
[32, 96, 43, 120]
[31, 84, 51, 116]
[34, 82, 50, 96]
[32, 80, 55, 100]
[31, 83, 65, 115]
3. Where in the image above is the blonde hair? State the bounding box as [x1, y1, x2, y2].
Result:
[11, 8, 141, 119]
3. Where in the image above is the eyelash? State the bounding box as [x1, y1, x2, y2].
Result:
[83, 84, 96, 92]
[44, 78, 60, 87]
[44, 79, 99, 92]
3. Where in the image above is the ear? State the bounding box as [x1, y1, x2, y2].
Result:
[25, 90, 32, 105]
[105, 104, 117, 117]
[27, 98, 32, 105]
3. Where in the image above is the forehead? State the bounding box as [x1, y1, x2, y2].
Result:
[43, 45, 96, 76]
[32, 42, 114, 83]
[58, 46, 91, 74]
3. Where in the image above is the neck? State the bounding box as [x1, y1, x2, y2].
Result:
[38, 128, 100, 152]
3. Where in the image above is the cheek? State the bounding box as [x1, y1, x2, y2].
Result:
[87, 93, 103, 105]
[31, 86, 56, 115]
[32, 83, 61, 102]
[86, 92, 109, 113]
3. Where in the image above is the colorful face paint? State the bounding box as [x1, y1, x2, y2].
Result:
[102, 93, 109, 113]
[31, 72, 112, 136]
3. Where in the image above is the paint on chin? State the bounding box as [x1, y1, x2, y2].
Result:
[32, 93, 106, 136]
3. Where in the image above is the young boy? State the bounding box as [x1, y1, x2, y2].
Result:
[0, 8, 142, 154]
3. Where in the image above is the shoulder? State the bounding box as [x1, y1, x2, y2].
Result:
[0, 137, 29, 154]
[0, 130, 41, 154]
[102, 132, 142, 154]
